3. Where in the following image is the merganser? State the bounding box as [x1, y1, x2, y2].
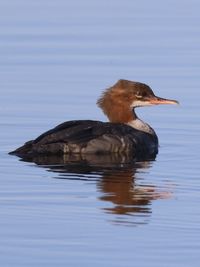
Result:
[9, 79, 178, 159]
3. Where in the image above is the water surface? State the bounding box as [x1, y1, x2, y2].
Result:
[0, 0, 200, 266]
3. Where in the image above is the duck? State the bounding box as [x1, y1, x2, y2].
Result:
[9, 79, 178, 160]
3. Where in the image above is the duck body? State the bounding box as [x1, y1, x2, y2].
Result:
[10, 120, 158, 159]
[10, 79, 178, 159]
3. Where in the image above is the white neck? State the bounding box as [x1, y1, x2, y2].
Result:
[126, 118, 155, 135]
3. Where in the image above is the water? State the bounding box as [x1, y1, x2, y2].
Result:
[0, 0, 200, 266]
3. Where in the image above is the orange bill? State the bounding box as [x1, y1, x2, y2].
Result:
[148, 96, 179, 105]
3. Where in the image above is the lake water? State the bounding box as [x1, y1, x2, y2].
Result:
[0, 0, 200, 266]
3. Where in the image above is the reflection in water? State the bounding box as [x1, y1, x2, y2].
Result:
[19, 153, 171, 226]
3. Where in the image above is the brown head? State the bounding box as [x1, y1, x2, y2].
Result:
[97, 79, 179, 123]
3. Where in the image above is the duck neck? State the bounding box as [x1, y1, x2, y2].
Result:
[127, 119, 155, 135]
[107, 106, 155, 135]
[99, 98, 155, 135]
[106, 104, 134, 124]
[122, 109, 155, 135]
[126, 112, 155, 135]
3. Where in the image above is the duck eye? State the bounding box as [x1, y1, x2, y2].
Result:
[142, 92, 147, 97]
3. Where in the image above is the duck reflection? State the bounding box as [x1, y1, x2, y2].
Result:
[19, 153, 171, 225]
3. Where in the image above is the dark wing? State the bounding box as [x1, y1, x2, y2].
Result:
[34, 120, 127, 145]
[34, 120, 103, 144]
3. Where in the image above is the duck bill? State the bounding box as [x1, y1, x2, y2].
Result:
[148, 96, 179, 105]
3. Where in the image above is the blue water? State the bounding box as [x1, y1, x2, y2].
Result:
[0, 0, 200, 266]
